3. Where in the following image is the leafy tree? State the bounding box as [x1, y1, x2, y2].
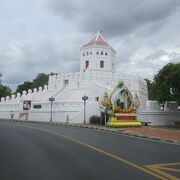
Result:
[15, 81, 33, 94]
[145, 79, 156, 100]
[15, 72, 57, 94]
[32, 73, 49, 89]
[0, 84, 12, 99]
[152, 63, 180, 105]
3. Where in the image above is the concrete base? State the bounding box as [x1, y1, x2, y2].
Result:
[106, 115, 142, 127]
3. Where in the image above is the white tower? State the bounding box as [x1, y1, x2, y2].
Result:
[80, 31, 116, 73]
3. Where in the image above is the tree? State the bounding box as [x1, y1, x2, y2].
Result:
[152, 63, 180, 105]
[32, 73, 49, 89]
[15, 73, 56, 94]
[15, 81, 33, 94]
[145, 79, 156, 100]
[0, 84, 12, 99]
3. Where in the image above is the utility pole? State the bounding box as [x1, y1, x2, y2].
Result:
[82, 95, 88, 124]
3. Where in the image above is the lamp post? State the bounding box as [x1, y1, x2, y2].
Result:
[82, 95, 88, 124]
[49, 97, 55, 123]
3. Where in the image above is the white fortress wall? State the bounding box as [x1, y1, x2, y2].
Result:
[138, 101, 180, 126]
[0, 102, 20, 119]
[28, 101, 84, 123]
[0, 71, 148, 121]
[47, 71, 148, 106]
[69, 101, 100, 124]
[0, 32, 150, 123]
[0, 83, 57, 118]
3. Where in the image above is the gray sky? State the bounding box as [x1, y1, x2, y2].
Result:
[0, 0, 180, 90]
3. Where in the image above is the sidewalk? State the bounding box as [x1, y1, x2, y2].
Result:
[1, 119, 180, 144]
[123, 126, 180, 141]
[72, 124, 180, 144]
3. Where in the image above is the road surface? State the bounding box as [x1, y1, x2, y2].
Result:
[0, 121, 179, 180]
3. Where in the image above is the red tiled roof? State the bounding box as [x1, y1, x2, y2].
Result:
[83, 31, 109, 48]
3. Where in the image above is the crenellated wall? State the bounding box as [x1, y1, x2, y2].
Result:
[47, 71, 148, 107]
[0, 84, 52, 104]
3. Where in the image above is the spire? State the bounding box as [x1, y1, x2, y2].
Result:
[82, 31, 109, 48]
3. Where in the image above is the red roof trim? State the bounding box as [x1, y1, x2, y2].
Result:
[83, 31, 110, 48]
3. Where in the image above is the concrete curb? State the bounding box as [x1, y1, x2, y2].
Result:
[1, 118, 180, 145]
[72, 125, 180, 145]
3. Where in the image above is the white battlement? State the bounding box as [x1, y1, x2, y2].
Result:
[0, 84, 50, 103]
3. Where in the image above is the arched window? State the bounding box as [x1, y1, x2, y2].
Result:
[105, 52, 108, 56]
[83, 53, 85, 56]
[86, 52, 89, 56]
[97, 51, 99, 55]
[101, 52, 103, 55]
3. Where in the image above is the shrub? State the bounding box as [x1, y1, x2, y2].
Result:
[89, 115, 101, 124]
[90, 113, 109, 125]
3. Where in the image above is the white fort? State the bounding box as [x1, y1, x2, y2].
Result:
[0, 32, 148, 123]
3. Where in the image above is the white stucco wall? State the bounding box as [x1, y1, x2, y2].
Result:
[0, 32, 150, 124]
[138, 101, 180, 126]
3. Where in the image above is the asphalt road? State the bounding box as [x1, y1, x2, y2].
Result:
[0, 121, 179, 180]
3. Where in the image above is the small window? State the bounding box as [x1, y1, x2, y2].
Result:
[101, 52, 103, 55]
[85, 60, 89, 69]
[90, 52, 92, 55]
[100, 61, 104, 68]
[86, 52, 89, 56]
[105, 52, 108, 56]
[97, 51, 99, 55]
[33, 104, 42, 109]
[64, 79, 69, 85]
[83, 53, 85, 56]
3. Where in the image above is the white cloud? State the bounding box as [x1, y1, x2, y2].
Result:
[129, 47, 154, 65]
[0, 0, 180, 90]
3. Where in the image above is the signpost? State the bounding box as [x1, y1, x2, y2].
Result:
[49, 97, 55, 123]
[82, 95, 88, 124]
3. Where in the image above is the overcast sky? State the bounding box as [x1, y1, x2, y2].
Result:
[0, 0, 180, 90]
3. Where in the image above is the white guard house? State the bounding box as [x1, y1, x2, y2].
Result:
[0, 31, 148, 123]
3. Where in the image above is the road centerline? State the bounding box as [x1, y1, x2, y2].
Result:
[13, 123, 166, 180]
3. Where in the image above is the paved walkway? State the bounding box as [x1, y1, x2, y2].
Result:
[123, 126, 180, 141]
[74, 124, 180, 143]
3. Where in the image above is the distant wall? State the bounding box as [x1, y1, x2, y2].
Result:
[138, 101, 180, 126]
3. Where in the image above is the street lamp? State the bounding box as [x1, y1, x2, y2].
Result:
[49, 97, 55, 123]
[82, 95, 88, 124]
